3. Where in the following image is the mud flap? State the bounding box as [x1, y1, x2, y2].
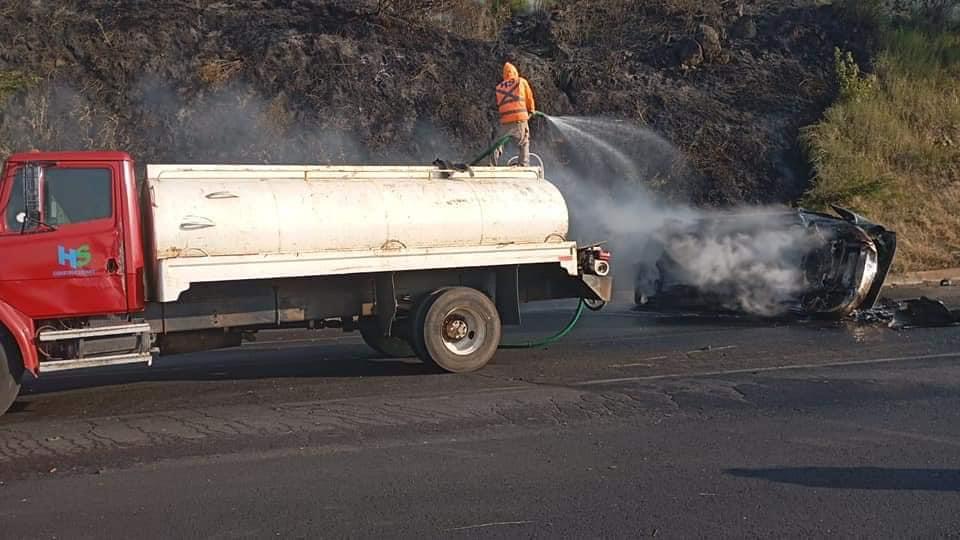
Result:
[579, 274, 613, 303]
[374, 273, 398, 337]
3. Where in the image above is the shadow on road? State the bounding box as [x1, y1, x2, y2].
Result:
[21, 343, 436, 396]
[18, 307, 602, 398]
[726, 467, 960, 491]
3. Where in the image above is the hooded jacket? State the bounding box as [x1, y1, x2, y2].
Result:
[495, 63, 536, 124]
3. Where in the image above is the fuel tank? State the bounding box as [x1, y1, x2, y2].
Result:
[145, 165, 570, 260]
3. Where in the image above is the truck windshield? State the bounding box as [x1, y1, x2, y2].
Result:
[2, 166, 112, 231]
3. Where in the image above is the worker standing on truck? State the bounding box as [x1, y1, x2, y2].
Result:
[490, 62, 536, 167]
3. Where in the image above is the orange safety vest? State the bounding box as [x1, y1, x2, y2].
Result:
[496, 79, 529, 124]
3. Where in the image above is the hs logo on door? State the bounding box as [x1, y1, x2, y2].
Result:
[58, 245, 92, 269]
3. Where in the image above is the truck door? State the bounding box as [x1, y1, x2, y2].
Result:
[0, 161, 128, 318]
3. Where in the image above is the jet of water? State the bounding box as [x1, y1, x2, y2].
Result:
[545, 116, 643, 181]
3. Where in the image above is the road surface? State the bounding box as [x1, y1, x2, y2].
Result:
[1, 290, 959, 538]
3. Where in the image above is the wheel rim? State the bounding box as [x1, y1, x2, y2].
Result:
[441, 307, 486, 356]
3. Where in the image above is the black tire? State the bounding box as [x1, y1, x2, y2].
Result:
[358, 316, 415, 358]
[0, 331, 24, 416]
[411, 287, 501, 373]
[409, 288, 451, 367]
[585, 298, 606, 311]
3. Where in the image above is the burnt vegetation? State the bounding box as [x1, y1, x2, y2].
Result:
[0, 0, 872, 206]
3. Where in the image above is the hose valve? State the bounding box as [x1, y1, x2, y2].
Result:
[580, 246, 612, 276]
[592, 259, 611, 277]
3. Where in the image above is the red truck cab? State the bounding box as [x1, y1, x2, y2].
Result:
[0, 151, 146, 377]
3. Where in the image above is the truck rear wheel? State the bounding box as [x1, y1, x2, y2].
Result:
[358, 316, 415, 358]
[412, 287, 501, 373]
[0, 331, 24, 416]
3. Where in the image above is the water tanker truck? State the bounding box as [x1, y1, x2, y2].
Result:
[0, 151, 612, 415]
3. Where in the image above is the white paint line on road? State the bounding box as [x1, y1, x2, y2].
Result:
[686, 345, 737, 355]
[609, 363, 653, 369]
[607, 362, 653, 368]
[609, 356, 668, 368]
[447, 521, 536, 532]
[576, 351, 960, 386]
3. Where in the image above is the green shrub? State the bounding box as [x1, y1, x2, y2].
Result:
[834, 48, 876, 102]
[883, 26, 960, 77]
[0, 71, 37, 101]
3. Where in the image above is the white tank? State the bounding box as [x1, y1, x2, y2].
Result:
[146, 165, 570, 260]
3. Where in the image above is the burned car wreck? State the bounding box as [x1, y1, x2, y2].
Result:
[634, 206, 897, 317]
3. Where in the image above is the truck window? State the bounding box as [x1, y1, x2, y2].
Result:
[43, 168, 112, 226]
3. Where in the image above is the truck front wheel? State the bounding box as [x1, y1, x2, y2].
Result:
[0, 331, 24, 416]
[412, 287, 502, 373]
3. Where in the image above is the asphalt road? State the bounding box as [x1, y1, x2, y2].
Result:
[1, 289, 960, 538]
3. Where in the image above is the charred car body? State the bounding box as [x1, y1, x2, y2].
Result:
[634, 206, 897, 317]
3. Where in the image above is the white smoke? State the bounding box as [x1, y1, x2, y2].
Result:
[131, 77, 367, 164]
[647, 214, 823, 315]
[538, 115, 825, 316]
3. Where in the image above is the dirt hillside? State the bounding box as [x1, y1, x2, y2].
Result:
[0, 0, 871, 205]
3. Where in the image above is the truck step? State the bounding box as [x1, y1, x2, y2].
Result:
[39, 352, 154, 373]
[37, 323, 152, 342]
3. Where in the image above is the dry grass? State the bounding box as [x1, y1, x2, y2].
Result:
[373, 0, 558, 40]
[802, 22, 960, 271]
[552, 0, 636, 47]
[198, 59, 244, 87]
[376, 0, 513, 40]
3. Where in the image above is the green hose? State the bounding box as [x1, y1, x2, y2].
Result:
[470, 134, 513, 166]
[499, 298, 585, 349]
[469, 112, 548, 166]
